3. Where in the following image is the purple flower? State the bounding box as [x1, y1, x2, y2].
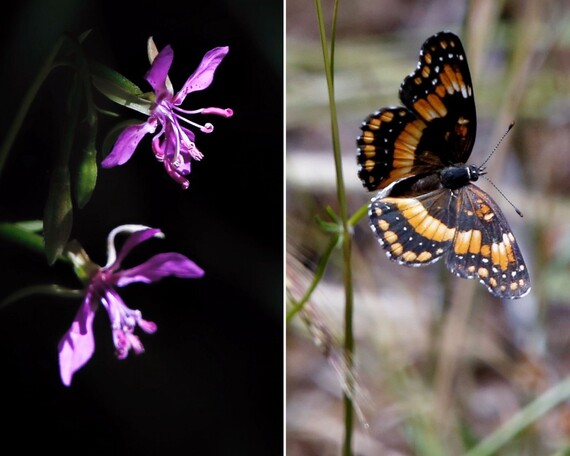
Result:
[101, 38, 233, 189]
[58, 225, 204, 386]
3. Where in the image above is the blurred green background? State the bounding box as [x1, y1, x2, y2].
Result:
[287, 0, 570, 454]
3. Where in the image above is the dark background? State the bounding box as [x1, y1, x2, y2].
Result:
[0, 0, 283, 454]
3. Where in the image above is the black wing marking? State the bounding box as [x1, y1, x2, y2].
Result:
[357, 107, 444, 191]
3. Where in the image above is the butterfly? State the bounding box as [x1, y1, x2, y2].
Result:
[356, 31, 530, 299]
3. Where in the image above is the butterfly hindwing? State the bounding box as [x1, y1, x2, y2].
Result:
[370, 188, 457, 266]
[446, 184, 530, 298]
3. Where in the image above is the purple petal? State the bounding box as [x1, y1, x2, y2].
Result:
[180, 124, 196, 143]
[163, 159, 190, 190]
[126, 333, 145, 355]
[139, 319, 157, 334]
[145, 45, 174, 97]
[102, 121, 156, 168]
[162, 125, 196, 175]
[100, 288, 124, 327]
[115, 253, 204, 287]
[111, 228, 163, 271]
[172, 150, 192, 176]
[57, 295, 97, 386]
[151, 134, 165, 161]
[113, 329, 131, 359]
[173, 47, 229, 105]
[113, 332, 145, 359]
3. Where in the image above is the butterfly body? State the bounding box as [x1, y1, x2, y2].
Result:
[356, 31, 530, 299]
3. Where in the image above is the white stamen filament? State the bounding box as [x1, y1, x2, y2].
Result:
[166, 112, 182, 166]
[173, 111, 214, 133]
[105, 224, 162, 268]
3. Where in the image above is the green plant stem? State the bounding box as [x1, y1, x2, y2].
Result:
[0, 223, 45, 255]
[348, 202, 368, 227]
[0, 284, 82, 310]
[286, 201, 366, 322]
[465, 375, 570, 456]
[286, 233, 340, 322]
[315, 0, 354, 454]
[0, 36, 64, 179]
[0, 222, 71, 264]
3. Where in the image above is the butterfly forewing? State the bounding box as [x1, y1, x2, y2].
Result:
[400, 31, 477, 164]
[357, 107, 445, 191]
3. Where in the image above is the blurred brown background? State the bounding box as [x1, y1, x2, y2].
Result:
[286, 0, 570, 454]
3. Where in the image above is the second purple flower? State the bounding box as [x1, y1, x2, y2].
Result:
[101, 38, 233, 189]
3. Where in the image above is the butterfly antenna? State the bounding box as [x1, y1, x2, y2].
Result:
[482, 175, 524, 218]
[478, 121, 522, 217]
[479, 122, 515, 169]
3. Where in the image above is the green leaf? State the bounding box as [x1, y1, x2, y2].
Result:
[13, 220, 43, 232]
[44, 164, 73, 265]
[466, 375, 570, 456]
[44, 71, 83, 264]
[75, 143, 98, 209]
[92, 75, 152, 115]
[315, 215, 340, 234]
[89, 61, 143, 95]
[90, 62, 153, 115]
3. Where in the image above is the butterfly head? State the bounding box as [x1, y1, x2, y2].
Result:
[440, 164, 483, 189]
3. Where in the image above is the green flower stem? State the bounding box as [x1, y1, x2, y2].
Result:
[315, 0, 355, 454]
[465, 375, 570, 456]
[0, 36, 65, 179]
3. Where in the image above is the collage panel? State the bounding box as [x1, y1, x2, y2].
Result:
[287, 0, 570, 454]
[0, 1, 283, 454]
